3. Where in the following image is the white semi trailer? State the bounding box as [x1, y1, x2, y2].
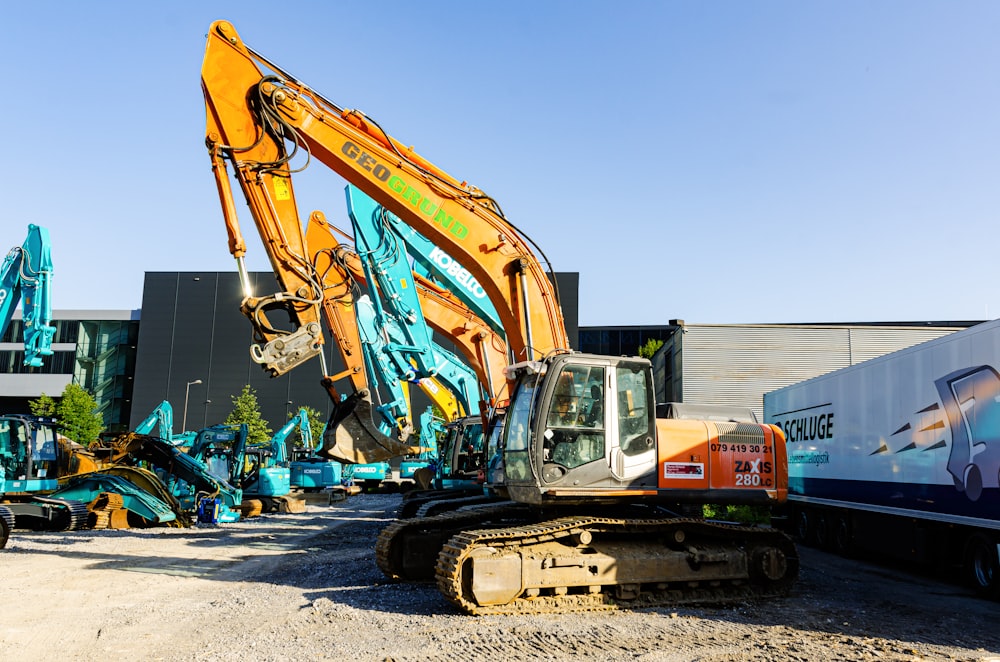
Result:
[764, 318, 1000, 598]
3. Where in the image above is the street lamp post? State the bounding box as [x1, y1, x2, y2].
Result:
[182, 379, 202, 432]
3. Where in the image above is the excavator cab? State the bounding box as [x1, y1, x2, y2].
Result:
[0, 415, 60, 492]
[437, 416, 485, 490]
[502, 354, 658, 505]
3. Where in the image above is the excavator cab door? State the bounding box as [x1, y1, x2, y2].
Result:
[607, 360, 657, 483]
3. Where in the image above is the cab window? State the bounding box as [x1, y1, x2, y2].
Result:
[503, 378, 537, 481]
[617, 363, 653, 456]
[543, 365, 606, 470]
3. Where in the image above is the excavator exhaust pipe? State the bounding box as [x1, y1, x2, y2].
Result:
[318, 392, 412, 464]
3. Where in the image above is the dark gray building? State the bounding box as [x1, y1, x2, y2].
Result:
[578, 324, 675, 357]
[129, 271, 580, 433]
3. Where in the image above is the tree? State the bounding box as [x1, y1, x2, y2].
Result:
[289, 405, 324, 448]
[224, 385, 273, 446]
[54, 384, 104, 445]
[638, 338, 664, 359]
[28, 393, 57, 417]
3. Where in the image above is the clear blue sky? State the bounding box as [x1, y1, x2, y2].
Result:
[3, 2, 998, 325]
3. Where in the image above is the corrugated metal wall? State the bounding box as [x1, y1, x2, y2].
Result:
[655, 324, 964, 420]
[847, 326, 959, 363]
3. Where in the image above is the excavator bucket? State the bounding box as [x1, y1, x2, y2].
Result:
[318, 392, 412, 464]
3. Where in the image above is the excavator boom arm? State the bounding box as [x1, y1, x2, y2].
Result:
[202, 21, 569, 371]
[0, 225, 55, 368]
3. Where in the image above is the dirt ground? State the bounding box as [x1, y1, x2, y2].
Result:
[2, 493, 1000, 662]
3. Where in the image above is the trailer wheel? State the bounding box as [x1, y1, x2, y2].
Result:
[794, 509, 811, 544]
[965, 533, 1000, 598]
[812, 511, 830, 549]
[831, 513, 854, 557]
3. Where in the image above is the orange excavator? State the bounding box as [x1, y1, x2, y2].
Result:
[201, 20, 797, 614]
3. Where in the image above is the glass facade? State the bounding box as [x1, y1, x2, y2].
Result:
[73, 320, 139, 433]
[0, 316, 138, 432]
[0, 319, 79, 344]
[0, 350, 77, 374]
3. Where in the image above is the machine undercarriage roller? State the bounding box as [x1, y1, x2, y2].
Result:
[377, 503, 531, 581]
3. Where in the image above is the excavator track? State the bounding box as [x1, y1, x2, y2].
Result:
[277, 495, 308, 513]
[0, 505, 14, 548]
[397, 489, 482, 519]
[88, 492, 128, 530]
[31, 496, 91, 531]
[414, 495, 501, 519]
[376, 502, 531, 581]
[435, 516, 798, 615]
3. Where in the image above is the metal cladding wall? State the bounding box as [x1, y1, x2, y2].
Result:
[131, 272, 337, 433]
[553, 272, 579, 351]
[131, 271, 580, 433]
[653, 323, 972, 421]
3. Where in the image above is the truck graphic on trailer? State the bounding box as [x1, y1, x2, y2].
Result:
[936, 365, 1000, 501]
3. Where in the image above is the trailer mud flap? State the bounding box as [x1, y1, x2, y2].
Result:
[318, 393, 411, 464]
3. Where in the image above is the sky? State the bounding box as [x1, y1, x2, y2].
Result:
[2, 1, 998, 326]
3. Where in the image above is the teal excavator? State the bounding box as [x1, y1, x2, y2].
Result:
[0, 228, 87, 548]
[344, 185, 487, 490]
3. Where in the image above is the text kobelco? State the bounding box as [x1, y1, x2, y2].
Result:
[427, 246, 487, 300]
[341, 140, 469, 240]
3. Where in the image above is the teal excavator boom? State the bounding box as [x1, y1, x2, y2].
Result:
[347, 186, 492, 489]
[132, 400, 197, 447]
[1, 225, 56, 368]
[347, 186, 502, 498]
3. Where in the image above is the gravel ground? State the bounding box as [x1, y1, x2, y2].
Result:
[2, 493, 1000, 662]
